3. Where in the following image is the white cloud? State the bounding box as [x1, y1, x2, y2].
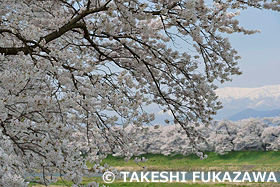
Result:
[158, 110, 172, 116]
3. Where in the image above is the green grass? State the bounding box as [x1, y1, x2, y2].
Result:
[97, 151, 280, 171]
[29, 178, 279, 187]
[102, 182, 255, 187]
[29, 179, 280, 187]
[29, 151, 280, 186]
[28, 177, 103, 186]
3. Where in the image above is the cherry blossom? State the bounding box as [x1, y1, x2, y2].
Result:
[0, 0, 279, 186]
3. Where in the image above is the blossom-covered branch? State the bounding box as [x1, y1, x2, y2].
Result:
[0, 0, 279, 186]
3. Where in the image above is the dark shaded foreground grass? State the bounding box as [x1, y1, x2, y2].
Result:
[29, 177, 280, 187]
[29, 176, 280, 187]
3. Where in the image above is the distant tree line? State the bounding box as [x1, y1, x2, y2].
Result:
[77, 117, 280, 158]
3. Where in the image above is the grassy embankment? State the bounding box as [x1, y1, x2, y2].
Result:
[30, 181, 280, 187]
[29, 151, 280, 186]
[94, 151, 280, 172]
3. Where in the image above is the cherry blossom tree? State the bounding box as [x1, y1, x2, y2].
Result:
[261, 125, 280, 151]
[0, 0, 279, 186]
[232, 118, 267, 151]
[131, 118, 280, 155]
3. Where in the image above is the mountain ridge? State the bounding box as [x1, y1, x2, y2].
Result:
[228, 108, 280, 121]
[215, 84, 280, 120]
[216, 84, 280, 101]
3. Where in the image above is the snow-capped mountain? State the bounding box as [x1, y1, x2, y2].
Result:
[215, 84, 280, 120]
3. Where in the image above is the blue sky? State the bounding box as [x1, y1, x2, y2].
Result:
[216, 7, 280, 88]
[154, 7, 280, 123]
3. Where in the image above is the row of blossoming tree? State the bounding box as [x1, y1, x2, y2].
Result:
[132, 117, 280, 157]
[76, 117, 280, 158]
[0, 0, 279, 186]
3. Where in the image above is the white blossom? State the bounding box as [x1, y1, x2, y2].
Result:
[0, 0, 279, 185]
